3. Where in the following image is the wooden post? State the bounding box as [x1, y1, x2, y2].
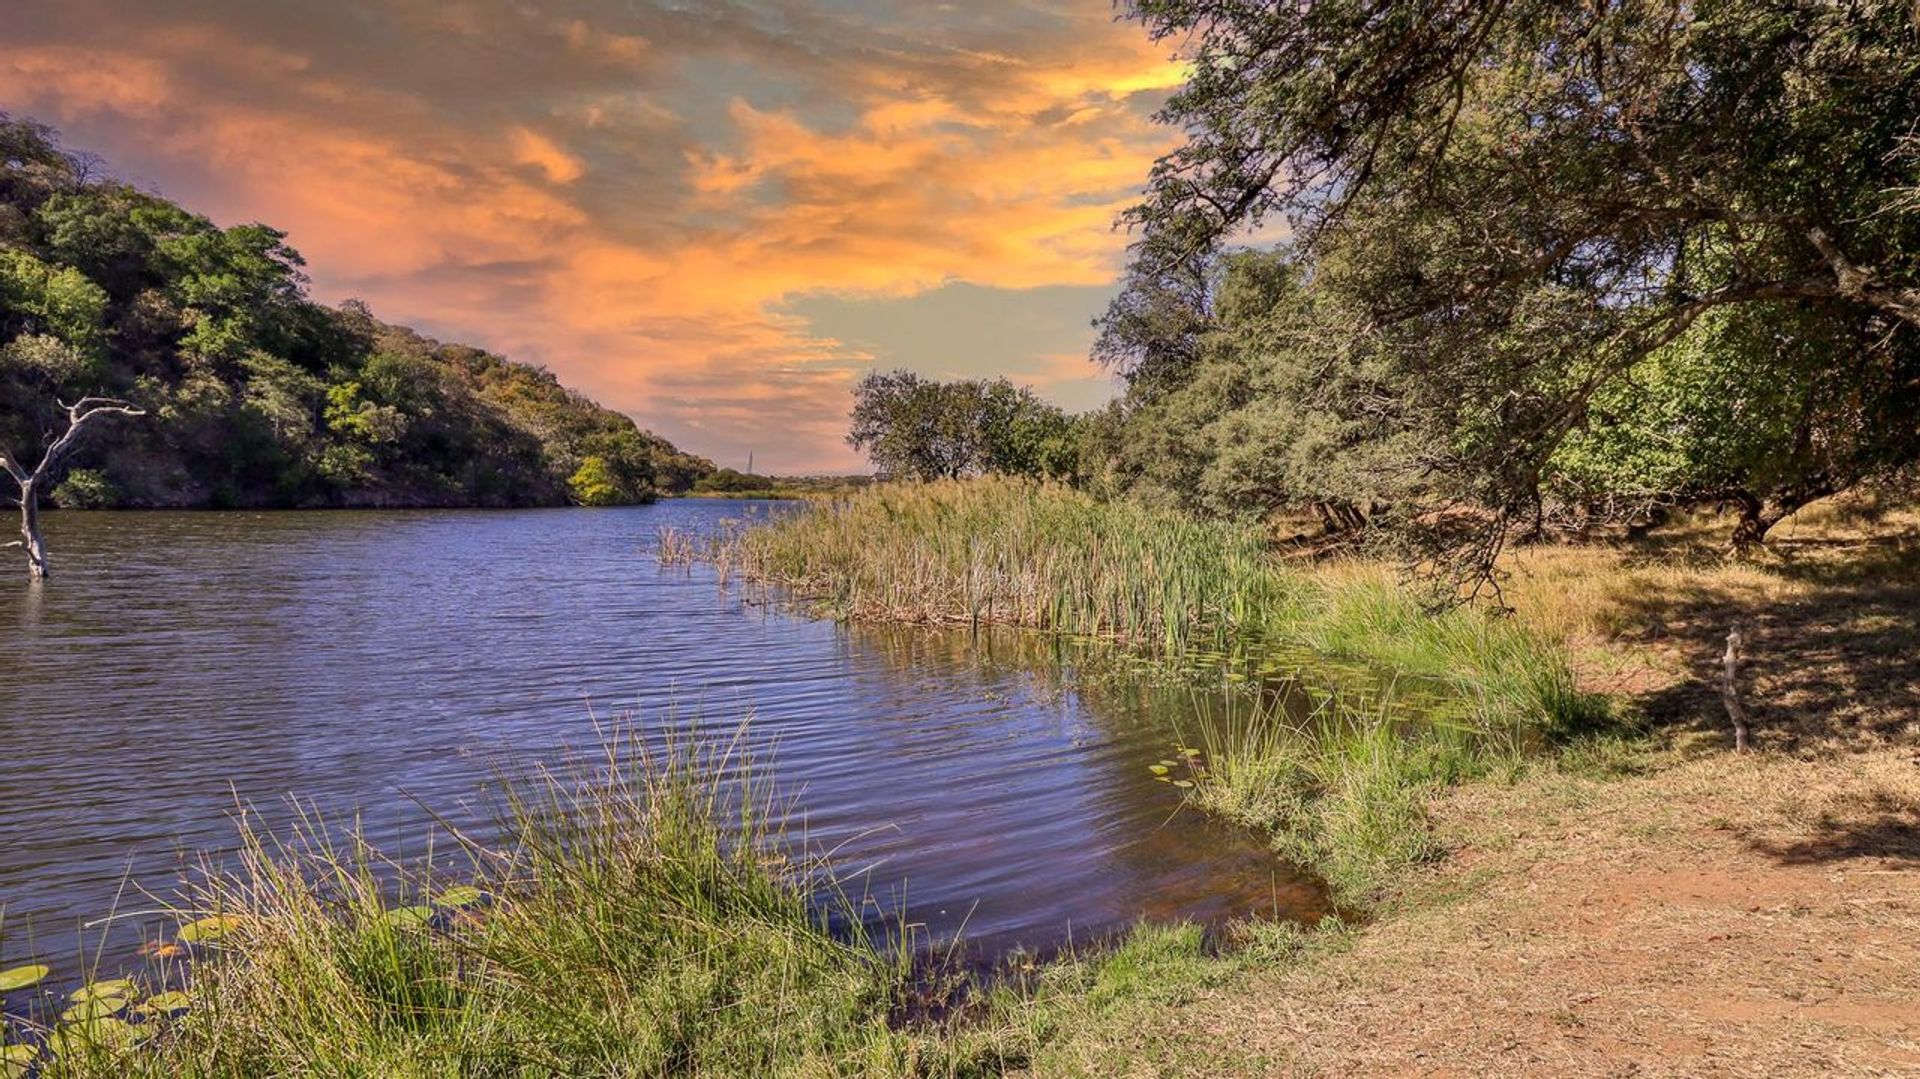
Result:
[1721, 622, 1752, 752]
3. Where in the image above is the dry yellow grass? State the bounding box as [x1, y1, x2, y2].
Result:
[1502, 498, 1920, 748]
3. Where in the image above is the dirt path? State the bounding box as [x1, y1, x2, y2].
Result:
[1180, 747, 1920, 1076]
[1027, 507, 1919, 1078]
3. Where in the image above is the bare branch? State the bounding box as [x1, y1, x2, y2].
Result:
[1806, 226, 1920, 327]
[9, 395, 145, 580]
[0, 448, 28, 487]
[40, 398, 147, 476]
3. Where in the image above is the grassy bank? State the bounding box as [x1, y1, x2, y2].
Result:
[15, 496, 1906, 1076]
[6, 731, 1366, 1079]
[700, 477, 1608, 905]
[15, 736, 979, 1078]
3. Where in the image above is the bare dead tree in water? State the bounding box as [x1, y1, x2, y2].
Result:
[2, 397, 144, 581]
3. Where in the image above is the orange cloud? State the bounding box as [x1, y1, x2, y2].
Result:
[3, 1, 1181, 471]
[507, 126, 587, 184]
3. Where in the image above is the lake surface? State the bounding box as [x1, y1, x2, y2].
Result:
[0, 502, 1315, 985]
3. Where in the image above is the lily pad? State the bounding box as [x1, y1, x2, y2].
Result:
[1148, 764, 1171, 776]
[383, 905, 434, 929]
[137, 990, 191, 1016]
[51, 1015, 140, 1055]
[1171, 779, 1195, 789]
[3, 1043, 39, 1079]
[178, 914, 244, 943]
[435, 885, 485, 909]
[0, 964, 49, 992]
[70, 978, 137, 1003]
[1180, 748, 1203, 758]
[61, 996, 128, 1024]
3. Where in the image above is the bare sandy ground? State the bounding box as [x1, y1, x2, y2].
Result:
[1188, 747, 1920, 1077]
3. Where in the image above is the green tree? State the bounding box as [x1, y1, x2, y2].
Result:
[0, 248, 107, 360]
[1112, 0, 1920, 561]
[568, 456, 623, 506]
[1547, 303, 1919, 544]
[847, 370, 1077, 481]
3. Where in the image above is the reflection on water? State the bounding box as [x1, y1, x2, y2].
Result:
[0, 503, 1316, 981]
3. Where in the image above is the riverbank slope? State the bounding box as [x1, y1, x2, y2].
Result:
[1019, 497, 1920, 1075]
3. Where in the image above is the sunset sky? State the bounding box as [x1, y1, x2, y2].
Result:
[3, 1, 1186, 472]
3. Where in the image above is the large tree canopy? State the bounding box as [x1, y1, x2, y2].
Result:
[847, 370, 1078, 482]
[1105, 0, 1920, 565]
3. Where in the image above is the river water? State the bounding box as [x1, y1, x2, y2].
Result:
[0, 501, 1314, 984]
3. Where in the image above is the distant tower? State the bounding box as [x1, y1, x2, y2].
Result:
[747, 450, 754, 475]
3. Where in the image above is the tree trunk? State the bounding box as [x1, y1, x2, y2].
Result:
[1315, 500, 1368, 535]
[1727, 483, 1835, 555]
[1727, 492, 1769, 554]
[1625, 503, 1669, 540]
[19, 480, 48, 580]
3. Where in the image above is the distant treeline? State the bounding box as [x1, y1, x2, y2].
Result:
[0, 116, 712, 509]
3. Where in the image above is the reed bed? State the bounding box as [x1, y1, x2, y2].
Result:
[707, 476, 1286, 655]
[702, 478, 1601, 736]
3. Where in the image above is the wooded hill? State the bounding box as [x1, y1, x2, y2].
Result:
[0, 116, 712, 509]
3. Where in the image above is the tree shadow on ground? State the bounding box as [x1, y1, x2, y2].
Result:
[1602, 525, 1920, 751]
[1746, 787, 1920, 865]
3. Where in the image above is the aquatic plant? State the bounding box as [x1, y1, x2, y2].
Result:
[28, 729, 1027, 1078]
[713, 477, 1601, 735]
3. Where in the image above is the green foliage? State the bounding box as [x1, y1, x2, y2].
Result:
[567, 455, 625, 506]
[0, 115, 711, 509]
[1, 332, 91, 387]
[692, 467, 765, 493]
[1546, 305, 1919, 532]
[0, 247, 107, 360]
[847, 369, 1078, 482]
[1090, 250, 1427, 530]
[50, 467, 118, 508]
[1099, 0, 1920, 560]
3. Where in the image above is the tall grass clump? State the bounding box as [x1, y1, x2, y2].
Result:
[1188, 698, 1520, 907]
[40, 731, 1006, 1078]
[718, 478, 1600, 735]
[717, 476, 1294, 656]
